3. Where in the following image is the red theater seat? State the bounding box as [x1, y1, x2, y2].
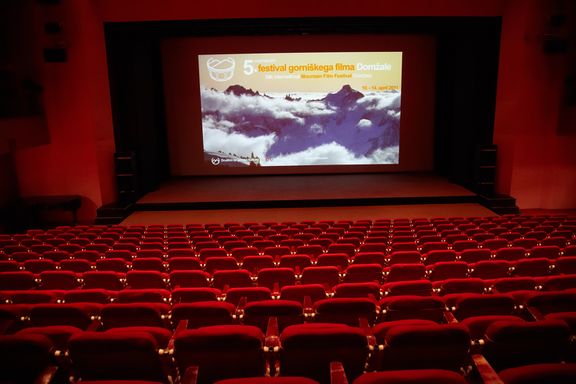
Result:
[59, 258, 93, 273]
[167, 256, 202, 271]
[482, 320, 571, 372]
[279, 284, 327, 304]
[353, 369, 468, 384]
[333, 282, 381, 299]
[126, 270, 169, 289]
[243, 299, 304, 331]
[384, 263, 426, 282]
[172, 302, 237, 329]
[224, 286, 272, 305]
[512, 258, 552, 277]
[426, 261, 469, 281]
[241, 255, 275, 274]
[379, 295, 446, 323]
[371, 323, 470, 371]
[278, 254, 313, 271]
[100, 303, 170, 329]
[82, 271, 125, 290]
[0, 271, 37, 290]
[300, 266, 341, 289]
[29, 303, 102, 330]
[459, 248, 491, 263]
[257, 268, 296, 290]
[313, 297, 378, 326]
[68, 331, 172, 382]
[498, 363, 576, 384]
[212, 269, 253, 290]
[115, 289, 171, 303]
[469, 260, 512, 279]
[132, 257, 166, 272]
[171, 287, 221, 303]
[95, 258, 130, 273]
[215, 377, 320, 384]
[381, 280, 433, 297]
[450, 293, 517, 320]
[343, 264, 383, 283]
[205, 256, 239, 274]
[423, 249, 458, 265]
[174, 325, 266, 383]
[351, 252, 386, 266]
[316, 253, 350, 270]
[279, 323, 369, 383]
[39, 270, 81, 290]
[0, 334, 55, 384]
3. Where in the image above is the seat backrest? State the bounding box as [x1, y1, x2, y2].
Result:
[380, 295, 446, 323]
[0, 334, 54, 384]
[171, 302, 237, 329]
[243, 299, 304, 331]
[68, 331, 169, 382]
[313, 297, 378, 326]
[100, 303, 169, 329]
[483, 320, 571, 371]
[174, 325, 265, 383]
[279, 284, 327, 304]
[300, 266, 341, 289]
[279, 323, 369, 383]
[376, 324, 470, 371]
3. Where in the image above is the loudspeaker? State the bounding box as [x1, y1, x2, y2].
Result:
[474, 145, 497, 196]
[43, 47, 67, 63]
[115, 152, 139, 203]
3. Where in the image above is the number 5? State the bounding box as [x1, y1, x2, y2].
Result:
[243, 60, 254, 75]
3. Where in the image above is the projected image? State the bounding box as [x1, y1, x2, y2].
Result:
[199, 52, 402, 167]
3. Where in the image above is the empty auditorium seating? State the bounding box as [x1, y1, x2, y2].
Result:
[1, 214, 575, 382]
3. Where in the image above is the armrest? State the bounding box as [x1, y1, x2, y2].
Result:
[526, 305, 545, 321]
[265, 316, 280, 351]
[443, 309, 459, 324]
[34, 365, 58, 384]
[303, 295, 315, 319]
[234, 296, 247, 320]
[167, 319, 189, 353]
[358, 317, 376, 349]
[330, 361, 348, 384]
[181, 366, 199, 384]
[471, 354, 504, 384]
[87, 317, 101, 331]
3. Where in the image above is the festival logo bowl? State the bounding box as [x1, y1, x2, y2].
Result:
[207, 57, 235, 82]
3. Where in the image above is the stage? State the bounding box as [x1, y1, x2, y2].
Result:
[119, 173, 495, 224]
[135, 172, 478, 211]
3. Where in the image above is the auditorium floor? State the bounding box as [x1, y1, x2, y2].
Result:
[122, 203, 496, 225]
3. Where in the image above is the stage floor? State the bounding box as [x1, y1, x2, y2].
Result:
[122, 203, 496, 225]
[136, 173, 477, 210]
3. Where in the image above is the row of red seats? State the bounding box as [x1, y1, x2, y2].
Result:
[6, 247, 575, 271]
[2, 257, 576, 292]
[1, 280, 575, 329]
[1, 225, 573, 250]
[2, 290, 576, 383]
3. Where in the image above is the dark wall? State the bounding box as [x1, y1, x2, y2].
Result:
[434, 18, 501, 189]
[105, 26, 169, 197]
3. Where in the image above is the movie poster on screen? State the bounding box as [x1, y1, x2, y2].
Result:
[198, 52, 402, 167]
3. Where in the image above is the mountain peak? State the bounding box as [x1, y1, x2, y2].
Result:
[225, 85, 261, 97]
[323, 84, 364, 107]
